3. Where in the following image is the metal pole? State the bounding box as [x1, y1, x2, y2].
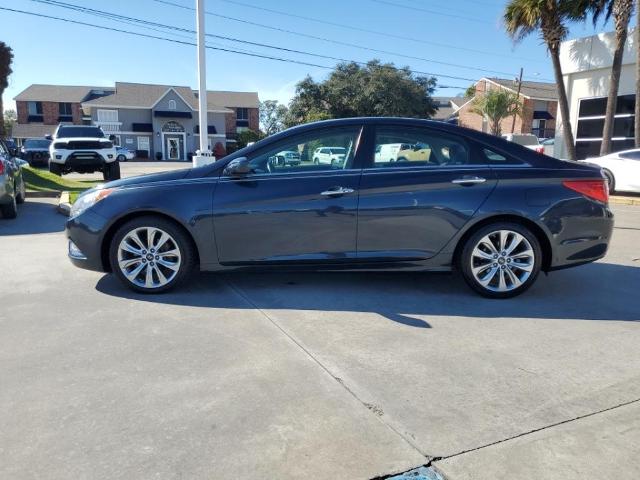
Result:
[194, 0, 211, 167]
[510, 67, 523, 134]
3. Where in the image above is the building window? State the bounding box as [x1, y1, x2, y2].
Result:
[97, 109, 119, 123]
[575, 94, 635, 159]
[59, 103, 72, 115]
[236, 108, 248, 120]
[137, 136, 150, 152]
[168, 99, 177, 110]
[28, 101, 43, 115]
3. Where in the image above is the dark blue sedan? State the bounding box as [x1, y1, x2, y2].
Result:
[65, 118, 613, 298]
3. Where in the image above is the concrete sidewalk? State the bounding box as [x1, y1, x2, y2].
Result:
[1, 200, 638, 479]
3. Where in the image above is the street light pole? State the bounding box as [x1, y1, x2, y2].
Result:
[194, 0, 212, 167]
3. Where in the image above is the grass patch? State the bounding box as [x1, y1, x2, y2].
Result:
[22, 167, 102, 200]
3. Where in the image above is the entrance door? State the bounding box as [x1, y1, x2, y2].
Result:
[165, 136, 182, 160]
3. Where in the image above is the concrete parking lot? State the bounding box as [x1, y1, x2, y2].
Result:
[64, 161, 190, 180]
[1, 198, 638, 479]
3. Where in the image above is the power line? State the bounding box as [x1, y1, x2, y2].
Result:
[0, 5, 468, 91]
[217, 0, 544, 63]
[30, 0, 482, 83]
[150, 0, 525, 78]
[368, 0, 493, 24]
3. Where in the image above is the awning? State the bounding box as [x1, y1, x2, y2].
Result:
[132, 123, 153, 132]
[533, 110, 554, 120]
[193, 125, 218, 134]
[154, 111, 192, 118]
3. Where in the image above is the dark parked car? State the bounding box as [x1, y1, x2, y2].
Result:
[0, 139, 26, 219]
[21, 138, 52, 167]
[66, 118, 613, 298]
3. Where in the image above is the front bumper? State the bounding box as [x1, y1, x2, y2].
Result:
[65, 209, 110, 272]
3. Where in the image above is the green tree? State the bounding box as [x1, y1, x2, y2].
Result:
[3, 109, 16, 137]
[589, 0, 634, 155]
[0, 42, 14, 137]
[504, 0, 587, 160]
[236, 129, 263, 148]
[259, 100, 288, 136]
[471, 90, 523, 135]
[286, 60, 437, 127]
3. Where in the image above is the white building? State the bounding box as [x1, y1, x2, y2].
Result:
[555, 29, 637, 159]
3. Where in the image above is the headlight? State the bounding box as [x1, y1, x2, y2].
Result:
[70, 187, 113, 218]
[53, 142, 67, 149]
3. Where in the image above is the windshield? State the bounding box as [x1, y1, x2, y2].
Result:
[24, 139, 51, 149]
[57, 127, 105, 138]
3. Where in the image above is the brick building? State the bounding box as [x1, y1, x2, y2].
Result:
[457, 78, 558, 139]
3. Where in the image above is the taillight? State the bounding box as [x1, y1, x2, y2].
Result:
[0, 161, 4, 175]
[562, 179, 609, 203]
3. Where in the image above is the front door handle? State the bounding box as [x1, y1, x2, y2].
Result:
[451, 176, 486, 185]
[320, 187, 355, 196]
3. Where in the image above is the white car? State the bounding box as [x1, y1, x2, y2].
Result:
[116, 146, 135, 161]
[501, 133, 545, 154]
[312, 147, 347, 165]
[49, 125, 120, 181]
[580, 148, 640, 194]
[374, 143, 412, 163]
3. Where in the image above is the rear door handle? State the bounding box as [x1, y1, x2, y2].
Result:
[320, 187, 355, 196]
[451, 176, 486, 185]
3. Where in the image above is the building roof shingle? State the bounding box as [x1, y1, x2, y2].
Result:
[13, 84, 109, 103]
[485, 78, 558, 101]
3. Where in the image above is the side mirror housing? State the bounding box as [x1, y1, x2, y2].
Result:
[223, 157, 251, 176]
[44, 134, 53, 141]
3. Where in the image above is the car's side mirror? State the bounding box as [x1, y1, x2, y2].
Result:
[44, 134, 52, 140]
[223, 157, 251, 176]
[9, 148, 18, 157]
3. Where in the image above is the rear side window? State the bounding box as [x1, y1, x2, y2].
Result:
[619, 151, 640, 160]
[373, 127, 470, 168]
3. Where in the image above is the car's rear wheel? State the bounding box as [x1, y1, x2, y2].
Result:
[313, 157, 319, 165]
[117, 154, 126, 162]
[49, 162, 62, 176]
[1, 193, 18, 219]
[459, 222, 542, 298]
[603, 169, 615, 194]
[109, 216, 196, 293]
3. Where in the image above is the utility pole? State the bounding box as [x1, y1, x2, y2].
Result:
[193, 0, 213, 167]
[510, 67, 523, 134]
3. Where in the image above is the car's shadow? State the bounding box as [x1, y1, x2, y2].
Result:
[0, 199, 65, 235]
[95, 261, 640, 327]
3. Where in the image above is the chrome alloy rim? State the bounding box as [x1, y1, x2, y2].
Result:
[117, 227, 181, 288]
[470, 230, 535, 292]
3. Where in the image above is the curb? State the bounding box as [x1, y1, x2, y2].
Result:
[610, 196, 640, 206]
[26, 190, 61, 199]
[57, 191, 71, 217]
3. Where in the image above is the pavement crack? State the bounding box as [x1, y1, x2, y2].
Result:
[436, 396, 640, 462]
[224, 279, 430, 459]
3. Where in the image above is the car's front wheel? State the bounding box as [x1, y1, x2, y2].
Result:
[459, 222, 542, 298]
[49, 162, 62, 176]
[109, 216, 196, 293]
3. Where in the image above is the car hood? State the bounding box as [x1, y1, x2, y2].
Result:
[104, 168, 193, 189]
[52, 137, 112, 143]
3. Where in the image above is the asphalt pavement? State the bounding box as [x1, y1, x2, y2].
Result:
[0, 199, 638, 480]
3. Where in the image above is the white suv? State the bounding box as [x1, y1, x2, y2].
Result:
[48, 125, 120, 180]
[501, 133, 545, 154]
[312, 147, 347, 165]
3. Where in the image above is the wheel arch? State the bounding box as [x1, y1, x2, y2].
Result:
[100, 210, 200, 272]
[452, 214, 553, 272]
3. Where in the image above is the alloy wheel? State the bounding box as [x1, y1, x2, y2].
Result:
[117, 227, 182, 289]
[470, 229, 535, 293]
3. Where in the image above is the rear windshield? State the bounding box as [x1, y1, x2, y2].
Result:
[57, 127, 105, 138]
[512, 136, 539, 146]
[24, 139, 51, 148]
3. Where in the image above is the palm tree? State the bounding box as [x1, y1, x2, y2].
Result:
[0, 42, 13, 137]
[471, 89, 522, 135]
[590, 0, 634, 155]
[504, 0, 585, 161]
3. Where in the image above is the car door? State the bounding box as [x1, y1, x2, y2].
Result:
[212, 125, 364, 265]
[356, 124, 497, 260]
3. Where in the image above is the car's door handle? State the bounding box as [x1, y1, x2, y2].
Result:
[320, 187, 355, 196]
[451, 176, 487, 185]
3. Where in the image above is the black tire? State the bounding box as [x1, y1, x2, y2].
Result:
[603, 169, 615, 194]
[117, 154, 126, 162]
[0, 194, 18, 219]
[313, 157, 319, 165]
[459, 222, 542, 299]
[109, 216, 197, 293]
[396, 156, 408, 162]
[15, 178, 26, 204]
[49, 162, 63, 176]
[103, 161, 121, 181]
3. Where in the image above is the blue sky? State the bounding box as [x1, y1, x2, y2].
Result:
[1, 0, 617, 111]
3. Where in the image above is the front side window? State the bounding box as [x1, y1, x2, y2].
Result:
[241, 127, 361, 176]
[373, 127, 470, 168]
